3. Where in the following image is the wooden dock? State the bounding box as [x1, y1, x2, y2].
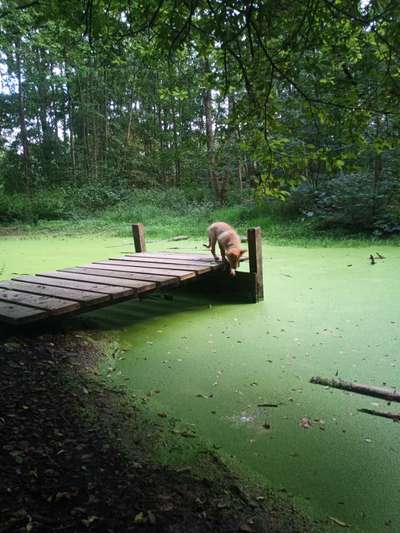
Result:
[0, 224, 263, 326]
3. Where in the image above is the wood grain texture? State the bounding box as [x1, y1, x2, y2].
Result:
[89, 262, 196, 280]
[97, 259, 210, 274]
[132, 223, 146, 252]
[116, 254, 220, 268]
[0, 280, 109, 306]
[39, 270, 154, 292]
[62, 266, 177, 286]
[109, 254, 219, 272]
[0, 301, 48, 325]
[14, 275, 134, 299]
[0, 288, 80, 315]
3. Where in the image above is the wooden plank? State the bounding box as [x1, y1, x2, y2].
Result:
[13, 275, 134, 300]
[132, 223, 146, 252]
[45, 270, 156, 292]
[0, 300, 48, 325]
[98, 259, 210, 274]
[138, 252, 248, 263]
[137, 252, 215, 261]
[0, 280, 109, 307]
[64, 265, 178, 286]
[110, 255, 220, 269]
[0, 288, 80, 316]
[90, 262, 196, 280]
[247, 227, 263, 302]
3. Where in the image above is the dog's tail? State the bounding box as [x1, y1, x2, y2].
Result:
[203, 243, 210, 249]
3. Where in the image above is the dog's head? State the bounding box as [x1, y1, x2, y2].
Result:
[226, 248, 246, 276]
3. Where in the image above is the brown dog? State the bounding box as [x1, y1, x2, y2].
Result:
[205, 222, 246, 276]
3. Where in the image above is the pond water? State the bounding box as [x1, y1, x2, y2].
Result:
[1, 235, 399, 532]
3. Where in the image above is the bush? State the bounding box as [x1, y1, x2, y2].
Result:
[0, 191, 70, 222]
[288, 173, 400, 235]
[0, 185, 218, 223]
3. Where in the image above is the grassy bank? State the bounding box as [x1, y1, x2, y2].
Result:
[2, 205, 399, 248]
[1, 187, 399, 247]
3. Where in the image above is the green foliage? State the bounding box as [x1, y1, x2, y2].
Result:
[0, 185, 217, 224]
[0, 0, 399, 234]
[289, 173, 400, 236]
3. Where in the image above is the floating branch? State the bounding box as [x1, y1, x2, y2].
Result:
[310, 376, 400, 403]
[358, 408, 400, 422]
[168, 235, 189, 241]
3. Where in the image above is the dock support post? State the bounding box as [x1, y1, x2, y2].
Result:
[247, 227, 263, 302]
[132, 223, 146, 253]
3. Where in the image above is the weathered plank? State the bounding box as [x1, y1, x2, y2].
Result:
[38, 271, 155, 292]
[98, 259, 210, 274]
[0, 301, 48, 325]
[0, 288, 80, 316]
[137, 252, 215, 261]
[0, 280, 110, 307]
[14, 275, 133, 299]
[247, 227, 263, 302]
[140, 252, 249, 263]
[132, 223, 146, 252]
[66, 265, 178, 286]
[112, 255, 220, 268]
[91, 261, 196, 280]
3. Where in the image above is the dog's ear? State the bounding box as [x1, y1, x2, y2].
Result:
[239, 249, 246, 256]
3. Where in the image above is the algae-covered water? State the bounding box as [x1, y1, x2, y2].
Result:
[1, 235, 399, 532]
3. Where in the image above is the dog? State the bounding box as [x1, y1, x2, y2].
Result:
[204, 222, 246, 276]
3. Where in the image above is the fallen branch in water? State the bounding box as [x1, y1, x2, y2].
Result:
[358, 408, 400, 422]
[310, 376, 400, 403]
[168, 235, 189, 241]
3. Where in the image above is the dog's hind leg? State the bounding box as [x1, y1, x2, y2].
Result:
[218, 241, 226, 262]
[209, 234, 220, 261]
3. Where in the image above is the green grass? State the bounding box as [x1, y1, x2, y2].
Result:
[2, 203, 399, 248]
[1, 187, 399, 247]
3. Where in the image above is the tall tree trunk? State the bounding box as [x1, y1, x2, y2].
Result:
[15, 38, 32, 195]
[238, 160, 243, 193]
[64, 58, 76, 180]
[171, 97, 180, 186]
[78, 74, 90, 181]
[122, 91, 135, 179]
[103, 67, 108, 175]
[203, 85, 220, 201]
[36, 48, 50, 142]
[372, 116, 383, 222]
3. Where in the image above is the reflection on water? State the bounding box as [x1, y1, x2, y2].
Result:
[229, 407, 268, 426]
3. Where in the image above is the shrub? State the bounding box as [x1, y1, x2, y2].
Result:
[288, 173, 400, 235]
[0, 185, 217, 223]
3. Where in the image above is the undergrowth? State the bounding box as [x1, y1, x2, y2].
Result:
[1, 186, 399, 247]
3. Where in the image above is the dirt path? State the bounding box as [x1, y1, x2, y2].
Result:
[0, 331, 321, 533]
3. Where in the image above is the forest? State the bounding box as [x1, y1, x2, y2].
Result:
[2, 3, 400, 533]
[0, 0, 399, 237]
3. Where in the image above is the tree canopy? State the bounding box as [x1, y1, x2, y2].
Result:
[0, 0, 399, 229]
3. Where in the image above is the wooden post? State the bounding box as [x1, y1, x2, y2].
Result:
[247, 226, 263, 302]
[132, 223, 146, 253]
